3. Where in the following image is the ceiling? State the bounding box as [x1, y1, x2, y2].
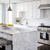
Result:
[0, 0, 40, 3]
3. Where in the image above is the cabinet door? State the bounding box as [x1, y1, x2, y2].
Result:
[36, 1, 40, 18]
[23, 2, 29, 11]
[16, 3, 23, 17]
[0, 32, 4, 38]
[32, 2, 37, 18]
[28, 2, 32, 18]
[19, 3, 24, 11]
[16, 4, 20, 17]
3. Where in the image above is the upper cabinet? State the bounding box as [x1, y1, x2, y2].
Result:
[16, 3, 29, 17]
[32, 1, 40, 18]
[28, 1, 40, 18]
[32, 2, 37, 18]
[23, 2, 29, 11]
[16, 3, 24, 17]
[28, 2, 32, 18]
[36, 1, 40, 18]
[16, 1, 40, 18]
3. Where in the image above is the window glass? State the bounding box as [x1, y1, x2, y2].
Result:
[0, 4, 2, 23]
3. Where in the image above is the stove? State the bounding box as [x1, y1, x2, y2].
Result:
[38, 26, 50, 28]
[37, 26, 50, 32]
[37, 26, 50, 45]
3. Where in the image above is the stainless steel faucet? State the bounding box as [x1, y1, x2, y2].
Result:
[23, 18, 28, 25]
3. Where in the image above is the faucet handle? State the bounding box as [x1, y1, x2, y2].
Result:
[26, 21, 28, 25]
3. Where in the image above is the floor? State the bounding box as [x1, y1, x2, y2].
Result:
[38, 45, 50, 50]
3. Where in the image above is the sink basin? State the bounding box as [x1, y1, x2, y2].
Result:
[14, 27, 32, 32]
[15, 28, 27, 31]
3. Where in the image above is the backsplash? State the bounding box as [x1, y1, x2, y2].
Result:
[21, 17, 50, 26]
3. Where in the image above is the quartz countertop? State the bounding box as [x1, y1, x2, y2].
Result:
[0, 24, 37, 35]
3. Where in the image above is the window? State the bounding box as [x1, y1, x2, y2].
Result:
[9, 11, 12, 24]
[6, 4, 12, 24]
[8, 4, 12, 24]
[0, 4, 2, 23]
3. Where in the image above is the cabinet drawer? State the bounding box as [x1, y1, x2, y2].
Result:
[0, 32, 12, 41]
[0, 32, 4, 38]
[7, 34, 12, 41]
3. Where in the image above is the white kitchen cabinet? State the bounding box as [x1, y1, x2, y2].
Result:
[23, 2, 29, 11]
[16, 3, 29, 17]
[32, 2, 37, 18]
[0, 32, 12, 41]
[0, 32, 4, 38]
[16, 1, 40, 18]
[3, 33, 8, 40]
[32, 1, 40, 18]
[28, 2, 33, 18]
[16, 3, 24, 17]
[7, 34, 12, 41]
[16, 4, 20, 17]
[16, 3, 24, 11]
[36, 1, 40, 18]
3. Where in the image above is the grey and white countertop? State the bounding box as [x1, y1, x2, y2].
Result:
[0, 24, 37, 35]
[0, 24, 37, 50]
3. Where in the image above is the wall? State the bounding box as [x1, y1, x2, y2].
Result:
[27, 18, 50, 26]
[12, 1, 50, 26]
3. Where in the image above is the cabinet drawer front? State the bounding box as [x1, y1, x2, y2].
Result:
[0, 32, 4, 38]
[7, 34, 12, 41]
[0, 33, 12, 41]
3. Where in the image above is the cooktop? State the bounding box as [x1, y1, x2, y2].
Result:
[38, 26, 50, 28]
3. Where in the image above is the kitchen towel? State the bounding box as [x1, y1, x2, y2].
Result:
[42, 32, 46, 39]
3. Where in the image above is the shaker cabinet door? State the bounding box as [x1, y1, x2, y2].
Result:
[28, 2, 32, 18]
[23, 2, 29, 11]
[16, 3, 23, 17]
[0, 32, 4, 38]
[16, 4, 20, 17]
[16, 1, 40, 18]
[32, 2, 37, 18]
[32, 1, 40, 18]
[36, 1, 40, 18]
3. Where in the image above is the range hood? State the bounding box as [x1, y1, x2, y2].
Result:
[38, 4, 50, 9]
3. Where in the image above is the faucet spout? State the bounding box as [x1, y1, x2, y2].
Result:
[23, 18, 28, 25]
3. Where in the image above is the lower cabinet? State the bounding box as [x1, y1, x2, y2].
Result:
[0, 32, 12, 41]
